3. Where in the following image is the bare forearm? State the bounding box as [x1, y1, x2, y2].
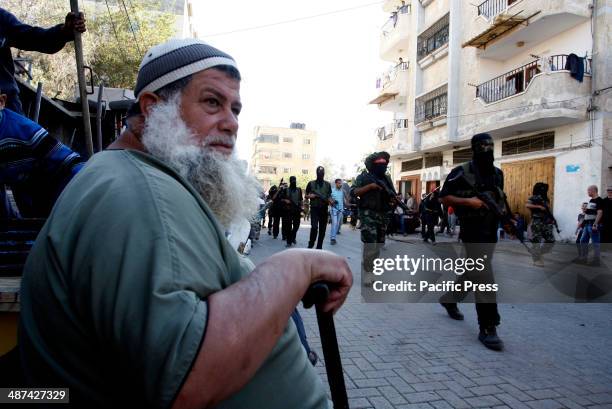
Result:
[353, 185, 373, 197]
[595, 210, 603, 225]
[174, 255, 309, 408]
[441, 195, 472, 208]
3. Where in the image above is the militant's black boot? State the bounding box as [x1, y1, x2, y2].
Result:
[440, 303, 464, 320]
[478, 326, 504, 351]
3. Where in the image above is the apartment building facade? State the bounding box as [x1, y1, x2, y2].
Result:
[251, 123, 317, 192]
[370, 0, 611, 237]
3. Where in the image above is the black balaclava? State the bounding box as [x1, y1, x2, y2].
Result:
[289, 176, 297, 189]
[372, 159, 388, 178]
[471, 133, 495, 175]
[365, 152, 391, 178]
[533, 182, 549, 199]
[316, 166, 325, 185]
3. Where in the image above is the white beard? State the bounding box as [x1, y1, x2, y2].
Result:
[141, 96, 260, 229]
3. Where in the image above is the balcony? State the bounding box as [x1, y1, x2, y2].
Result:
[380, 6, 411, 62]
[477, 0, 520, 20]
[476, 55, 591, 104]
[383, 0, 410, 13]
[376, 119, 412, 153]
[464, 0, 591, 60]
[368, 61, 409, 112]
[461, 56, 591, 138]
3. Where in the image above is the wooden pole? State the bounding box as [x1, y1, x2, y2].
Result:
[69, 0, 94, 157]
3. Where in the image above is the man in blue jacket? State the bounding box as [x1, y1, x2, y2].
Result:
[0, 7, 86, 114]
[0, 92, 85, 218]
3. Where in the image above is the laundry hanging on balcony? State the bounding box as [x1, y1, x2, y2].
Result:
[564, 53, 584, 83]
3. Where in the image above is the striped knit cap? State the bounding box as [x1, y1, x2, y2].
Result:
[134, 38, 238, 99]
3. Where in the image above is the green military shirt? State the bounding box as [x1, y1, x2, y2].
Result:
[305, 180, 331, 208]
[19, 150, 330, 409]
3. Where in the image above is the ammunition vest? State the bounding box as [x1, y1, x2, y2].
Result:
[454, 162, 506, 219]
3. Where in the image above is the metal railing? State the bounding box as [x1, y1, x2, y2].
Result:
[376, 61, 409, 90]
[381, 5, 410, 36]
[477, 0, 518, 20]
[377, 119, 409, 141]
[549, 54, 591, 74]
[476, 54, 591, 104]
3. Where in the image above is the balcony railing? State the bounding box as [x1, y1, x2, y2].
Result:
[477, 0, 518, 20]
[415, 85, 448, 124]
[377, 119, 409, 141]
[381, 5, 410, 36]
[476, 54, 592, 104]
[375, 61, 409, 90]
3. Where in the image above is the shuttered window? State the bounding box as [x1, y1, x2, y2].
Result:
[401, 158, 423, 172]
[424, 154, 443, 168]
[502, 132, 554, 156]
[452, 148, 472, 165]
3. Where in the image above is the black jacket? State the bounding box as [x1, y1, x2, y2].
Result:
[0, 8, 71, 108]
[564, 53, 584, 83]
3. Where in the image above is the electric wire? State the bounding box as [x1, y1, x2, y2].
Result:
[201, 1, 385, 38]
[118, 0, 143, 55]
[104, 0, 129, 62]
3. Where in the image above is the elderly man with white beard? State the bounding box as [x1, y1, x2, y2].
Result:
[18, 39, 353, 409]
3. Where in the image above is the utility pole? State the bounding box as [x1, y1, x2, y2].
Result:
[70, 0, 94, 157]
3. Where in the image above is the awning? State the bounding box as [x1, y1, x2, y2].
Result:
[462, 10, 540, 49]
[368, 92, 398, 105]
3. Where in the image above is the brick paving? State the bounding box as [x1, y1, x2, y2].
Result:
[248, 223, 612, 409]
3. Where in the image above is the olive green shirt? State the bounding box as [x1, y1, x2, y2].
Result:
[19, 150, 329, 409]
[305, 180, 331, 208]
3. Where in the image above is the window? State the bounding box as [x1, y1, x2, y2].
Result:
[258, 134, 279, 144]
[424, 154, 443, 168]
[302, 169, 309, 175]
[417, 13, 449, 60]
[283, 137, 293, 143]
[401, 158, 423, 172]
[302, 153, 310, 160]
[283, 167, 291, 174]
[502, 132, 554, 156]
[452, 148, 472, 165]
[283, 152, 292, 159]
[259, 166, 277, 174]
[303, 138, 311, 145]
[415, 84, 448, 124]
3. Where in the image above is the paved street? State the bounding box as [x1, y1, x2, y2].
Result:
[248, 221, 612, 409]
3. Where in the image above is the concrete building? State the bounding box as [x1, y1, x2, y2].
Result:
[251, 123, 318, 192]
[370, 0, 611, 238]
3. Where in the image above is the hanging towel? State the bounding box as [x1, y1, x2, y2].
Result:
[565, 53, 584, 83]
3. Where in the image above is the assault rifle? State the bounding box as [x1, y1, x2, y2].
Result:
[531, 196, 561, 234]
[361, 172, 411, 213]
[280, 190, 304, 214]
[307, 188, 333, 205]
[477, 191, 533, 253]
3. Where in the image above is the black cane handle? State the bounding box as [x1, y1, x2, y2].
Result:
[302, 282, 330, 309]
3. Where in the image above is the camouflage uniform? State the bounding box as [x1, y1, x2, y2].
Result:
[527, 194, 555, 260]
[351, 152, 395, 284]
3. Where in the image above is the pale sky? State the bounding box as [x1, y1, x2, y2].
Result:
[192, 0, 391, 175]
